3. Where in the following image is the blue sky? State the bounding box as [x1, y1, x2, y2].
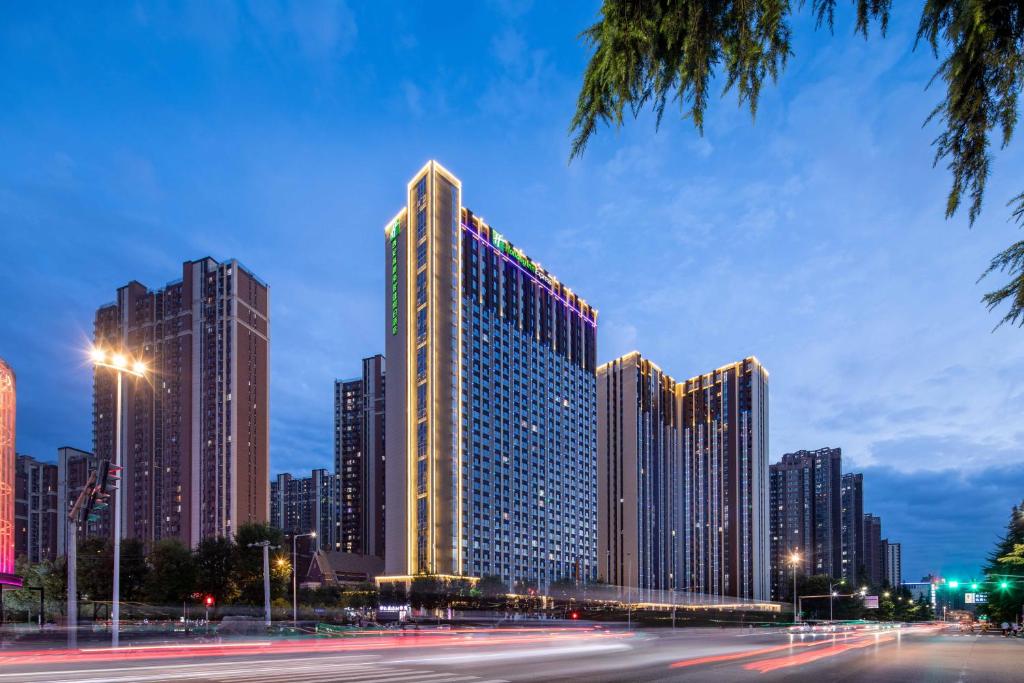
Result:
[2, 2, 1022, 584]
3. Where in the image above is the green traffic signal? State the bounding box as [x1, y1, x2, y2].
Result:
[948, 580, 959, 588]
[1000, 581, 1009, 589]
[970, 582, 979, 590]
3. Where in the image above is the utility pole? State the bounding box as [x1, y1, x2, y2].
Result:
[111, 371, 122, 648]
[248, 540, 279, 628]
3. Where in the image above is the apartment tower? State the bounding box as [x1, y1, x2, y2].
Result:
[769, 448, 842, 599]
[862, 513, 884, 587]
[334, 354, 386, 557]
[93, 258, 269, 547]
[270, 469, 335, 550]
[597, 352, 681, 592]
[680, 358, 770, 600]
[14, 455, 58, 563]
[383, 162, 598, 588]
[840, 472, 864, 585]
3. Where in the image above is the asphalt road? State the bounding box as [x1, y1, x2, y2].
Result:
[0, 624, 1021, 682]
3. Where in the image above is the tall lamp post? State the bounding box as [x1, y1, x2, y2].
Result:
[829, 579, 845, 622]
[788, 552, 802, 622]
[292, 531, 316, 623]
[90, 347, 146, 648]
[249, 540, 279, 628]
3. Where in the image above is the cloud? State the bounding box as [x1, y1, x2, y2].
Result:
[858, 463, 1024, 582]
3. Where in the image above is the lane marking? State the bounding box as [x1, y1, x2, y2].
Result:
[0, 654, 380, 680]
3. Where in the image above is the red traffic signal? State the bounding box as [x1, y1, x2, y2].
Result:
[570, 611, 579, 620]
[204, 595, 215, 607]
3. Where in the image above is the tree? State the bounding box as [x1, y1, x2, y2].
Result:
[194, 536, 238, 605]
[5, 556, 67, 621]
[119, 538, 149, 603]
[77, 536, 113, 602]
[409, 575, 444, 610]
[232, 523, 287, 605]
[570, 1, 1024, 327]
[144, 539, 197, 606]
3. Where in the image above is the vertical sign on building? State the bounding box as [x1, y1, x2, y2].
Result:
[390, 220, 400, 335]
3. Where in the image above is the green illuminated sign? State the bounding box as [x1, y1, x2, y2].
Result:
[491, 230, 537, 275]
[390, 220, 400, 335]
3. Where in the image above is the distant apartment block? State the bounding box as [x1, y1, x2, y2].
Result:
[862, 513, 884, 587]
[840, 472, 863, 585]
[769, 448, 842, 599]
[270, 469, 335, 550]
[334, 354, 385, 557]
[14, 455, 58, 563]
[884, 540, 902, 588]
[93, 257, 270, 547]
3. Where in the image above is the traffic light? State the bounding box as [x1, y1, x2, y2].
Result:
[1000, 581, 1009, 590]
[205, 595, 215, 607]
[948, 580, 959, 589]
[970, 582, 979, 590]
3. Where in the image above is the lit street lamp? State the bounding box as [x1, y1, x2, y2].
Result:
[89, 346, 146, 648]
[292, 531, 316, 622]
[829, 579, 845, 622]
[788, 552, 802, 621]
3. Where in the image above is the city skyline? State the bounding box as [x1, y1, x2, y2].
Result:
[3, 2, 1023, 585]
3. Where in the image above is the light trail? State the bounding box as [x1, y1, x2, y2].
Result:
[0, 628, 625, 668]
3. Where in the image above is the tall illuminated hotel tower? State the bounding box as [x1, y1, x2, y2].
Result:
[383, 162, 598, 588]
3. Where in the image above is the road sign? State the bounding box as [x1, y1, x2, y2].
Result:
[965, 593, 989, 604]
[863, 595, 879, 609]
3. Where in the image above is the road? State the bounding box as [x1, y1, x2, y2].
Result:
[0, 624, 1021, 682]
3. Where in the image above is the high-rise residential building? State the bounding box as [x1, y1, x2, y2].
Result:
[383, 162, 598, 588]
[334, 355, 386, 557]
[597, 352, 681, 592]
[14, 455, 58, 563]
[57, 446, 109, 555]
[840, 472, 863, 585]
[93, 257, 270, 548]
[0, 358, 20, 587]
[884, 540, 902, 588]
[862, 513, 884, 587]
[769, 456, 812, 596]
[679, 358, 770, 600]
[270, 469, 335, 550]
[768, 447, 842, 598]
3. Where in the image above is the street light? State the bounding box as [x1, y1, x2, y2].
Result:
[829, 579, 845, 622]
[89, 345, 146, 648]
[249, 540, 280, 628]
[292, 531, 316, 622]
[786, 552, 802, 622]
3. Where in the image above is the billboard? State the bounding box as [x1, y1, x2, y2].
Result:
[864, 595, 879, 609]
